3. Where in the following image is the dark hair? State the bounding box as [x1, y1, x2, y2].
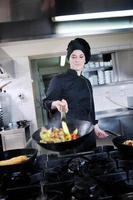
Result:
[67, 38, 91, 64]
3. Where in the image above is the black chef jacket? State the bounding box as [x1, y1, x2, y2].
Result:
[43, 69, 97, 125]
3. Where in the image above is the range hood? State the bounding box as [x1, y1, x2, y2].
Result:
[0, 0, 133, 42]
[0, 0, 43, 23]
[54, 0, 133, 16]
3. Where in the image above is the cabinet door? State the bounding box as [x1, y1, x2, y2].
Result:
[114, 50, 133, 82]
[1, 129, 26, 151]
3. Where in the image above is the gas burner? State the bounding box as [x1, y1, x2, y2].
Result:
[67, 157, 90, 175]
[0, 148, 133, 200]
[1, 172, 31, 188]
[43, 180, 73, 200]
[71, 176, 107, 200]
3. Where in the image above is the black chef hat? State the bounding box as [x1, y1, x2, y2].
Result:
[67, 38, 91, 64]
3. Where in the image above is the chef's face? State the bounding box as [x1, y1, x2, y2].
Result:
[69, 50, 86, 73]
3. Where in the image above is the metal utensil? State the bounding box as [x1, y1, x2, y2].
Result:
[0, 81, 12, 90]
[61, 111, 67, 122]
[104, 130, 121, 137]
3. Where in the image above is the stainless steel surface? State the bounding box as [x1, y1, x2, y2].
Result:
[104, 130, 120, 137]
[127, 96, 133, 108]
[61, 111, 66, 122]
[0, 0, 43, 23]
[1, 0, 132, 23]
[0, 0, 133, 42]
[96, 108, 133, 119]
[54, 0, 133, 16]
[114, 50, 133, 82]
[0, 92, 11, 128]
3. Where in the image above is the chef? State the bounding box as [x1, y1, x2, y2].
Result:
[43, 37, 108, 151]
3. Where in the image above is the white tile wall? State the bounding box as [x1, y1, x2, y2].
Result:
[93, 83, 133, 111]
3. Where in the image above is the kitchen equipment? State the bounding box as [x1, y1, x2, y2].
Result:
[127, 96, 133, 108]
[0, 107, 3, 131]
[105, 130, 120, 137]
[0, 148, 37, 172]
[0, 145, 133, 199]
[0, 81, 12, 91]
[32, 119, 95, 152]
[98, 70, 105, 84]
[16, 120, 30, 128]
[0, 91, 11, 129]
[61, 111, 67, 122]
[112, 135, 133, 154]
[105, 130, 133, 155]
[104, 70, 112, 84]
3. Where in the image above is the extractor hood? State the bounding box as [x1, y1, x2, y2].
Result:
[0, 0, 133, 23]
[0, 0, 133, 42]
[54, 0, 133, 17]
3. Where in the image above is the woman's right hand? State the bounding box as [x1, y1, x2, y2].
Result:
[51, 99, 68, 113]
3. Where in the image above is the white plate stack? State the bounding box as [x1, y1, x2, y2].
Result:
[98, 70, 105, 85]
[104, 70, 112, 84]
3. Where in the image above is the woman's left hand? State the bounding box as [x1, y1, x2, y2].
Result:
[94, 124, 108, 138]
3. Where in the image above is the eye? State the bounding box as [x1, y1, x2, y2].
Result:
[80, 54, 85, 59]
[71, 55, 77, 59]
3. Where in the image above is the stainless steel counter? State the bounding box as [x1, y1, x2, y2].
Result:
[96, 108, 133, 120]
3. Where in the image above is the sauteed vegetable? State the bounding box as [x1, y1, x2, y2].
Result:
[123, 140, 133, 146]
[0, 155, 29, 166]
[40, 121, 79, 143]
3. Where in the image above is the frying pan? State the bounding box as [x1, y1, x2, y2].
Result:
[113, 135, 133, 154]
[0, 148, 37, 172]
[105, 130, 133, 154]
[32, 119, 95, 152]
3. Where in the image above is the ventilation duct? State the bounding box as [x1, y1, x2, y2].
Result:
[54, 0, 133, 17]
[0, 0, 43, 23]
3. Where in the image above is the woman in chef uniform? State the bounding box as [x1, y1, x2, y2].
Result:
[43, 38, 108, 152]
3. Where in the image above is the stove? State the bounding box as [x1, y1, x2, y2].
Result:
[0, 145, 133, 200]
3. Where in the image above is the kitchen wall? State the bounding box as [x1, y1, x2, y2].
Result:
[0, 31, 133, 133]
[93, 83, 133, 112]
[1, 57, 38, 133]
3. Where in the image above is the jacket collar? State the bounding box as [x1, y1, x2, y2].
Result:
[67, 69, 81, 76]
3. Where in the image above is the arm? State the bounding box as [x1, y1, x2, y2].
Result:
[43, 76, 68, 118]
[43, 76, 62, 117]
[87, 80, 108, 138]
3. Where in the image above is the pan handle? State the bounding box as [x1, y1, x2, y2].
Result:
[104, 130, 121, 137]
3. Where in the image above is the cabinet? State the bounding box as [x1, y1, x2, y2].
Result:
[113, 50, 133, 82]
[0, 128, 26, 151]
[83, 53, 114, 86]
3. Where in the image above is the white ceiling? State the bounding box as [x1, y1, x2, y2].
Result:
[0, 31, 133, 59]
